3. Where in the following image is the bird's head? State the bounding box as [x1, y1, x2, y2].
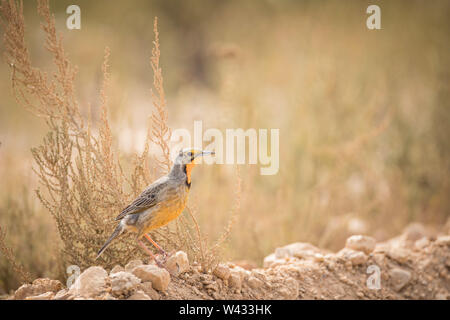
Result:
[173, 148, 215, 187]
[175, 148, 215, 165]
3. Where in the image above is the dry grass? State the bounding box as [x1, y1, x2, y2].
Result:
[0, 0, 238, 285]
[1, 0, 138, 270]
[0, 0, 449, 293]
[0, 225, 32, 285]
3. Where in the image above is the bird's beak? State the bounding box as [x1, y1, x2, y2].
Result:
[194, 150, 215, 159]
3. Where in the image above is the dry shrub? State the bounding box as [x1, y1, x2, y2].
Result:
[0, 225, 32, 286]
[2, 0, 140, 269]
[149, 17, 172, 174]
[0, 0, 238, 273]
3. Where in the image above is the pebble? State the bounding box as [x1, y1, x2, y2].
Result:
[213, 264, 231, 281]
[125, 259, 143, 272]
[389, 268, 411, 291]
[345, 235, 376, 254]
[68, 266, 108, 298]
[127, 290, 151, 300]
[132, 265, 170, 292]
[166, 251, 189, 276]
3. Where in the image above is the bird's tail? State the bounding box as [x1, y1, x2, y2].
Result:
[96, 223, 124, 260]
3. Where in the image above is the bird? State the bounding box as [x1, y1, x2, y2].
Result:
[96, 148, 215, 265]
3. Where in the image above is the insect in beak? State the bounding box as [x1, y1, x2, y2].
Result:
[191, 150, 215, 163]
[201, 150, 215, 156]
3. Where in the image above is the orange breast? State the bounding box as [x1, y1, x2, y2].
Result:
[142, 185, 190, 234]
[186, 163, 195, 185]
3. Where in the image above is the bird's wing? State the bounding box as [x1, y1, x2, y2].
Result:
[115, 177, 167, 220]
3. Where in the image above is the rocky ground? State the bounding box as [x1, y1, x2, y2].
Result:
[5, 224, 450, 300]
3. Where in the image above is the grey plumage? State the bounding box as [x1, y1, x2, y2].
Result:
[96, 223, 124, 259]
[96, 148, 214, 260]
[114, 176, 166, 221]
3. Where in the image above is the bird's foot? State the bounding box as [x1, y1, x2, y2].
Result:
[153, 253, 175, 275]
[158, 249, 174, 263]
[154, 258, 166, 269]
[154, 252, 169, 267]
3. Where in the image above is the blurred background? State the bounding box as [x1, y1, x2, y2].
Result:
[0, 0, 449, 292]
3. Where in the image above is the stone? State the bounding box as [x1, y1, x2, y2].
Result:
[213, 264, 231, 281]
[263, 253, 276, 267]
[14, 278, 63, 300]
[54, 289, 71, 300]
[110, 265, 125, 275]
[25, 292, 54, 300]
[137, 282, 160, 300]
[125, 259, 143, 272]
[414, 237, 429, 250]
[251, 269, 267, 282]
[387, 248, 409, 264]
[403, 223, 426, 242]
[372, 253, 385, 266]
[435, 235, 450, 246]
[247, 276, 264, 289]
[127, 290, 151, 300]
[13, 284, 34, 300]
[345, 235, 376, 254]
[68, 266, 108, 298]
[389, 268, 411, 291]
[228, 271, 242, 291]
[132, 265, 170, 292]
[263, 253, 289, 268]
[32, 278, 63, 292]
[102, 293, 118, 300]
[313, 253, 324, 262]
[110, 271, 141, 297]
[275, 242, 322, 260]
[233, 266, 251, 282]
[165, 251, 189, 276]
[338, 248, 368, 266]
[204, 282, 219, 292]
[231, 260, 257, 270]
[344, 260, 353, 270]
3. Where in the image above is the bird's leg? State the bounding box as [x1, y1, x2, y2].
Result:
[138, 240, 164, 268]
[144, 234, 169, 260]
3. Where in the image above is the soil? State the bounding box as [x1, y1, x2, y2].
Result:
[5, 225, 450, 300]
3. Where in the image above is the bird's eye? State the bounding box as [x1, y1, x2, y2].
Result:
[187, 152, 192, 157]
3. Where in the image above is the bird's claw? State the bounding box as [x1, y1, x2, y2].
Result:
[154, 252, 169, 267]
[155, 258, 165, 269]
[158, 249, 174, 262]
[153, 252, 177, 276]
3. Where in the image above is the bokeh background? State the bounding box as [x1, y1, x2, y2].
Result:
[1, 0, 449, 292]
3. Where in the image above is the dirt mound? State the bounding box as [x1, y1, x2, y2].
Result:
[7, 226, 450, 300]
